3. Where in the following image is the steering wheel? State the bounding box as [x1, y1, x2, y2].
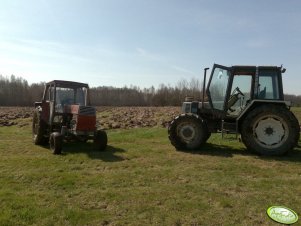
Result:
[62, 98, 73, 106]
[232, 87, 244, 97]
[227, 87, 244, 111]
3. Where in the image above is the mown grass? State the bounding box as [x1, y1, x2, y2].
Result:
[0, 117, 301, 226]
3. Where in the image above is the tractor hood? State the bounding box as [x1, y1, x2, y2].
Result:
[64, 105, 96, 116]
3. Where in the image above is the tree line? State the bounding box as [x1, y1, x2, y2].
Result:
[1, 75, 301, 106]
[0, 75, 203, 106]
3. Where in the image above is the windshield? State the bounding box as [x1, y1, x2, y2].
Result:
[208, 67, 230, 110]
[55, 87, 87, 112]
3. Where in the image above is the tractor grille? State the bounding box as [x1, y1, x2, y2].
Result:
[79, 106, 96, 116]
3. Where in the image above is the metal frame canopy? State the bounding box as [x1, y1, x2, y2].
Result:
[46, 80, 89, 89]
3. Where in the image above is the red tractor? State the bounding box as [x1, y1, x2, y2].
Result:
[32, 80, 107, 154]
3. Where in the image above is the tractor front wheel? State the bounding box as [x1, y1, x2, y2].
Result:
[94, 130, 107, 151]
[168, 114, 209, 150]
[49, 132, 63, 155]
[241, 105, 300, 156]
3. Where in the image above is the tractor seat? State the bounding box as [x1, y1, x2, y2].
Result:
[258, 87, 266, 99]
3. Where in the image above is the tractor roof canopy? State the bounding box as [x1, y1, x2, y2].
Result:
[46, 80, 89, 89]
[230, 65, 282, 75]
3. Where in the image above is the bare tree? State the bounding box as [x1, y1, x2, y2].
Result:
[1, 75, 301, 106]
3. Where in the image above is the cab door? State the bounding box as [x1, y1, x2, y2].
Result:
[207, 64, 231, 112]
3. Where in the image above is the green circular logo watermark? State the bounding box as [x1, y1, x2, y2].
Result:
[267, 206, 298, 225]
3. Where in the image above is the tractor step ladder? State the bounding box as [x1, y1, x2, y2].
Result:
[221, 120, 238, 139]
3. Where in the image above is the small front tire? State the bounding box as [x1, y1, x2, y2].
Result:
[49, 132, 63, 155]
[168, 114, 209, 150]
[94, 130, 108, 151]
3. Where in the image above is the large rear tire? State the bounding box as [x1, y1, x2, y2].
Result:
[241, 105, 300, 156]
[168, 114, 209, 150]
[32, 109, 48, 145]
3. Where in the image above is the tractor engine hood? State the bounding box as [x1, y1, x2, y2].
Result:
[182, 101, 210, 114]
[64, 105, 97, 132]
[64, 105, 96, 116]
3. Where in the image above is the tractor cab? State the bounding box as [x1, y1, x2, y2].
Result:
[182, 64, 285, 119]
[207, 64, 284, 118]
[36, 80, 94, 131]
[50, 83, 88, 113]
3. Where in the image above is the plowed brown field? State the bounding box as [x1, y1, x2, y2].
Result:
[97, 106, 180, 129]
[0, 107, 32, 127]
[0, 106, 181, 129]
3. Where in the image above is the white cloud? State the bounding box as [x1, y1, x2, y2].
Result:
[246, 39, 270, 48]
[0, 38, 91, 63]
[171, 65, 196, 75]
[136, 47, 167, 62]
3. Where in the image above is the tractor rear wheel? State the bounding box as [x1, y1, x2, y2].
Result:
[241, 105, 300, 156]
[32, 109, 48, 145]
[94, 130, 107, 151]
[49, 132, 63, 155]
[168, 114, 209, 150]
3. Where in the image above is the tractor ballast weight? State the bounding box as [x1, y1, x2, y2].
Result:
[32, 80, 107, 154]
[168, 64, 300, 156]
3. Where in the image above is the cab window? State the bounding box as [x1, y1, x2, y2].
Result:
[258, 70, 280, 100]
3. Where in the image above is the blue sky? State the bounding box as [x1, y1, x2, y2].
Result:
[0, 0, 301, 94]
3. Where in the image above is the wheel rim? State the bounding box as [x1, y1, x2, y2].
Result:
[253, 115, 288, 149]
[177, 122, 198, 143]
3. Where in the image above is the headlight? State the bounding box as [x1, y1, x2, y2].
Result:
[70, 119, 77, 129]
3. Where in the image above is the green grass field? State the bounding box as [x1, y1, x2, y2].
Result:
[0, 112, 301, 225]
